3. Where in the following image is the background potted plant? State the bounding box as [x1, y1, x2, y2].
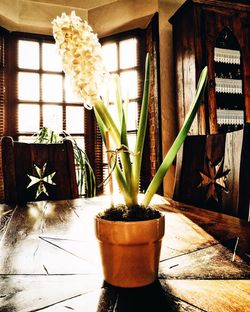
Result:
[52, 11, 208, 287]
[33, 127, 95, 198]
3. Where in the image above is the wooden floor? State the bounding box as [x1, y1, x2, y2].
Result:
[0, 196, 249, 311]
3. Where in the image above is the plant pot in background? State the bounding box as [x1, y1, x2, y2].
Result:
[95, 215, 165, 288]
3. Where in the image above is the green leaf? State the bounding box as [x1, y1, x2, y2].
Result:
[94, 103, 132, 203]
[94, 107, 107, 145]
[120, 107, 132, 188]
[114, 74, 123, 129]
[113, 76, 132, 192]
[142, 66, 208, 207]
[94, 99, 121, 147]
[131, 53, 150, 200]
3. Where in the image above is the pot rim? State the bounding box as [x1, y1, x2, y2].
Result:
[95, 214, 164, 225]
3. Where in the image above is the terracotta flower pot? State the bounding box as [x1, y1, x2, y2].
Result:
[95, 215, 165, 288]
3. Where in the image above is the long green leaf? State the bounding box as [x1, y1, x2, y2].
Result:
[114, 74, 123, 128]
[94, 107, 107, 145]
[94, 99, 121, 146]
[95, 85, 133, 203]
[114, 75, 132, 192]
[120, 108, 132, 189]
[94, 106, 131, 202]
[142, 66, 208, 207]
[131, 53, 150, 200]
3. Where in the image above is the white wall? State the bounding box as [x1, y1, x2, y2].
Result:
[0, 0, 87, 34]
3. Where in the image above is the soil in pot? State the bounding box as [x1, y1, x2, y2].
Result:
[97, 204, 162, 221]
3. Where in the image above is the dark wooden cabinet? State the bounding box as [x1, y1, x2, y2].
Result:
[169, 0, 250, 134]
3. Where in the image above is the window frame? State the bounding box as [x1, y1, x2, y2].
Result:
[6, 32, 85, 143]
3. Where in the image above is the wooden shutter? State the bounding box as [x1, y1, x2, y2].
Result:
[0, 27, 9, 202]
[84, 108, 103, 195]
[141, 13, 162, 194]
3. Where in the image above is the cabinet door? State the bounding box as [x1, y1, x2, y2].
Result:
[202, 7, 248, 134]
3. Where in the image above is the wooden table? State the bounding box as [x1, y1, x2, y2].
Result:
[0, 195, 249, 311]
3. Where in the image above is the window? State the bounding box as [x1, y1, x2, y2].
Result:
[100, 31, 145, 195]
[5, 30, 149, 197]
[14, 35, 84, 151]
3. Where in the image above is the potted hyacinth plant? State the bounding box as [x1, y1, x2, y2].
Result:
[52, 11, 208, 288]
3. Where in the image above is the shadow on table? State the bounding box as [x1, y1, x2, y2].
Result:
[96, 280, 180, 312]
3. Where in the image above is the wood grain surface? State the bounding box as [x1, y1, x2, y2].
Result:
[0, 195, 249, 311]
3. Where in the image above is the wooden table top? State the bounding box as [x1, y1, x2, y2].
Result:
[0, 195, 249, 312]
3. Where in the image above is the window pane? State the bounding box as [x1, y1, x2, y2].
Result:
[120, 38, 137, 69]
[126, 102, 138, 131]
[66, 106, 84, 133]
[108, 103, 119, 125]
[18, 136, 36, 143]
[42, 74, 63, 102]
[18, 40, 39, 70]
[43, 105, 62, 132]
[18, 72, 40, 101]
[102, 43, 118, 72]
[18, 104, 39, 132]
[120, 70, 138, 100]
[65, 75, 82, 103]
[42, 43, 63, 72]
[72, 137, 85, 151]
[103, 77, 116, 103]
